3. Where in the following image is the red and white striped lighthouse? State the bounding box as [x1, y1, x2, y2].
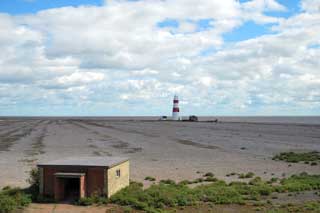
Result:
[172, 95, 180, 120]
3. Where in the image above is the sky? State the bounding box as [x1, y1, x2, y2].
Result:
[0, 0, 319, 116]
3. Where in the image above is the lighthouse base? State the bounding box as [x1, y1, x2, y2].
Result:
[172, 112, 180, 121]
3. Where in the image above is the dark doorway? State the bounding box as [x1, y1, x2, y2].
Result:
[63, 178, 80, 201]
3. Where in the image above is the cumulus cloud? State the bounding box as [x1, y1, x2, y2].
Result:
[301, 0, 320, 13]
[40, 72, 105, 89]
[0, 0, 319, 115]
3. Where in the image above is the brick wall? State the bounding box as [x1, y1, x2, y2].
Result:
[87, 167, 105, 196]
[41, 166, 105, 198]
[40, 162, 129, 199]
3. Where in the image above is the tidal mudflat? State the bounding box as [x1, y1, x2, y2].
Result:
[0, 118, 319, 188]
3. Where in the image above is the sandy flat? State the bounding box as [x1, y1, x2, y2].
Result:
[0, 118, 319, 188]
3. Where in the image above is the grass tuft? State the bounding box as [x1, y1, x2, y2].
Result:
[272, 151, 320, 163]
[145, 176, 156, 181]
[238, 172, 255, 179]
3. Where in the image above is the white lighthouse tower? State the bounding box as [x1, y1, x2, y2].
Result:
[172, 95, 180, 120]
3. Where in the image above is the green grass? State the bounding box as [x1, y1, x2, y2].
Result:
[194, 181, 244, 204]
[110, 173, 320, 213]
[110, 181, 196, 213]
[0, 168, 44, 213]
[276, 172, 320, 192]
[0, 186, 32, 213]
[304, 201, 320, 211]
[273, 151, 320, 163]
[2, 167, 320, 213]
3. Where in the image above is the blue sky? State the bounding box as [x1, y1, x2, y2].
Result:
[0, 0, 103, 14]
[0, 0, 319, 116]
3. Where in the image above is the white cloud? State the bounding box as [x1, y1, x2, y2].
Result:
[0, 0, 319, 115]
[242, 0, 286, 12]
[40, 72, 106, 89]
[301, 0, 320, 13]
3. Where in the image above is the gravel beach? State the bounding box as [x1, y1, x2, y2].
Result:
[0, 118, 319, 188]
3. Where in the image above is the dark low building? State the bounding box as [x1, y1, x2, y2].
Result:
[37, 157, 129, 201]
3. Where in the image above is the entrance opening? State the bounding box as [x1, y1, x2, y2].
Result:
[63, 178, 80, 201]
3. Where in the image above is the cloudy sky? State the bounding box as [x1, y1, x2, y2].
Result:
[0, 0, 319, 116]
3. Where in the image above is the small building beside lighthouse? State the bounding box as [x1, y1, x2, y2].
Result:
[172, 95, 180, 120]
[37, 157, 129, 201]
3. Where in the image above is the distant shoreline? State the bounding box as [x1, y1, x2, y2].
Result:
[0, 115, 320, 125]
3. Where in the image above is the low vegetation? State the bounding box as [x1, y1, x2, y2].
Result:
[77, 195, 108, 206]
[238, 172, 255, 179]
[1, 167, 320, 213]
[273, 151, 320, 163]
[0, 168, 41, 213]
[226, 172, 237, 177]
[203, 172, 214, 177]
[275, 172, 320, 192]
[145, 176, 156, 181]
[258, 201, 320, 213]
[0, 187, 31, 213]
[110, 173, 320, 213]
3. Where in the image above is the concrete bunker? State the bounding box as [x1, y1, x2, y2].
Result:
[37, 157, 129, 201]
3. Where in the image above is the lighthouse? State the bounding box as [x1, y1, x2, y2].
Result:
[172, 95, 180, 120]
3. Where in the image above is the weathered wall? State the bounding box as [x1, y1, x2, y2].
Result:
[87, 167, 105, 196]
[41, 166, 105, 198]
[43, 167, 57, 196]
[106, 161, 130, 198]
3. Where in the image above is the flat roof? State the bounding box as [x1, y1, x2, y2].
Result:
[38, 156, 128, 168]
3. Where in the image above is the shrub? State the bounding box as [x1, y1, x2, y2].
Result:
[267, 178, 278, 184]
[77, 195, 108, 206]
[304, 201, 320, 211]
[178, 180, 193, 185]
[0, 187, 32, 213]
[195, 181, 244, 204]
[276, 173, 320, 192]
[239, 172, 254, 179]
[145, 176, 156, 181]
[192, 178, 204, 183]
[0, 194, 16, 213]
[226, 172, 237, 177]
[77, 197, 95, 206]
[108, 173, 320, 212]
[203, 172, 214, 177]
[249, 177, 262, 185]
[204, 177, 218, 182]
[159, 179, 175, 185]
[110, 181, 196, 213]
[123, 206, 133, 213]
[245, 172, 255, 178]
[26, 168, 40, 200]
[27, 168, 40, 188]
[272, 151, 320, 163]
